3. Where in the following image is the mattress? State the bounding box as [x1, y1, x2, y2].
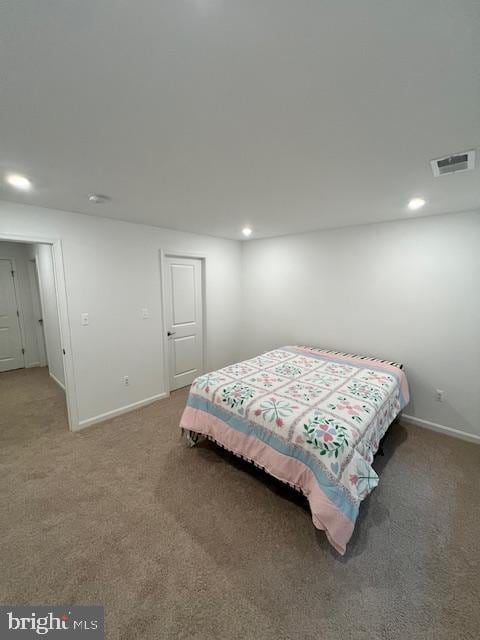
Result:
[180, 345, 409, 554]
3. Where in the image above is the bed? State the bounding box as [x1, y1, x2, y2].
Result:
[179, 345, 409, 554]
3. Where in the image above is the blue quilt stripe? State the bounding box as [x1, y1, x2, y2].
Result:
[187, 394, 358, 522]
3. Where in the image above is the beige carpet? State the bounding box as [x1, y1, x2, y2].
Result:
[0, 367, 479, 640]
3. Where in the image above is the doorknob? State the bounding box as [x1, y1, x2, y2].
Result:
[167, 331, 176, 337]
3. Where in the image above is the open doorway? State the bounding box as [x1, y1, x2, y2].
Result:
[0, 240, 68, 432]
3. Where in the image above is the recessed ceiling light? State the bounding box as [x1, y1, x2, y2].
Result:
[5, 173, 32, 191]
[408, 197, 426, 211]
[242, 227, 252, 237]
[88, 193, 111, 204]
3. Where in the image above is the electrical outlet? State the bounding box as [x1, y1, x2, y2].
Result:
[435, 389, 444, 402]
[123, 376, 129, 386]
[142, 308, 149, 319]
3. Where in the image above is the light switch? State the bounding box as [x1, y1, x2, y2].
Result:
[81, 312, 89, 326]
[142, 308, 149, 319]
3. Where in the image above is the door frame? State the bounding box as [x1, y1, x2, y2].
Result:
[0, 255, 26, 369]
[0, 232, 79, 431]
[159, 250, 207, 395]
[27, 257, 47, 367]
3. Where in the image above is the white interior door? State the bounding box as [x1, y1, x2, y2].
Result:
[165, 256, 204, 391]
[0, 258, 25, 372]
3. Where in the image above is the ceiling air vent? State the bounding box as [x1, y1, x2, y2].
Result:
[430, 150, 475, 177]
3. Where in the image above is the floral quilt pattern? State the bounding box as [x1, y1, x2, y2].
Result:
[188, 346, 408, 506]
[242, 371, 290, 390]
[302, 411, 350, 458]
[283, 381, 330, 404]
[273, 362, 304, 378]
[251, 396, 300, 428]
[220, 382, 259, 416]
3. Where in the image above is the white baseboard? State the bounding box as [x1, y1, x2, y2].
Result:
[49, 372, 66, 391]
[401, 413, 480, 445]
[27, 362, 41, 368]
[75, 392, 168, 431]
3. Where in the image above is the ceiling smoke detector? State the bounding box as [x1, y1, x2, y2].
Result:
[88, 193, 111, 204]
[430, 150, 475, 177]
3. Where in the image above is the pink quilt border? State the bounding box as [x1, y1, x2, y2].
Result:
[181, 405, 355, 554]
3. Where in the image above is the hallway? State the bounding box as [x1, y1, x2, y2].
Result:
[0, 366, 67, 442]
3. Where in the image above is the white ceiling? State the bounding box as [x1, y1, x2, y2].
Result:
[0, 1, 479, 239]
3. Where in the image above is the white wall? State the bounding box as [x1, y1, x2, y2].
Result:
[0, 241, 42, 367]
[241, 211, 480, 439]
[32, 243, 65, 387]
[0, 201, 243, 428]
[1, 201, 478, 440]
